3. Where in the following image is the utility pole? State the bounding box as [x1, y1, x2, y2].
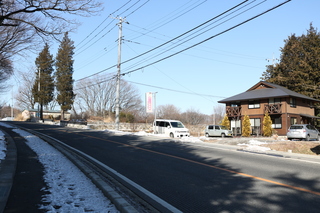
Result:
[115, 17, 128, 130]
[11, 85, 13, 119]
[266, 53, 279, 66]
[38, 67, 41, 120]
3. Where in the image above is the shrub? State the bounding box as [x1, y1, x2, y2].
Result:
[220, 114, 230, 129]
[263, 111, 273, 137]
[242, 115, 251, 137]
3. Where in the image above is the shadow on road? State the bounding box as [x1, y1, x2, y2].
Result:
[3, 121, 320, 212]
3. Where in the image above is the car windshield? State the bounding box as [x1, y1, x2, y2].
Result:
[220, 126, 228, 130]
[290, 126, 303, 129]
[170, 122, 185, 128]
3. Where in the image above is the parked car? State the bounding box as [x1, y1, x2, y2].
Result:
[287, 124, 320, 141]
[205, 125, 233, 137]
[153, 119, 190, 138]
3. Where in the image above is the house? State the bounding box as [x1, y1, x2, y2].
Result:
[218, 81, 320, 136]
[22, 109, 71, 121]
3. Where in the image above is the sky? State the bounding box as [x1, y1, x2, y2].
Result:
[2, 0, 320, 115]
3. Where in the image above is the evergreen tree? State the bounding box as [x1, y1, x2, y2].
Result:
[263, 112, 273, 137]
[55, 32, 75, 120]
[220, 114, 230, 129]
[261, 23, 320, 100]
[242, 115, 251, 137]
[32, 43, 55, 120]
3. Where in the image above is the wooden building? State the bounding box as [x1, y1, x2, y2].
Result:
[218, 81, 320, 136]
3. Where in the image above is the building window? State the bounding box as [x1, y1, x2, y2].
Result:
[290, 117, 297, 125]
[290, 98, 296, 108]
[231, 102, 240, 107]
[271, 117, 282, 129]
[248, 100, 260, 109]
[250, 118, 261, 135]
[269, 98, 281, 104]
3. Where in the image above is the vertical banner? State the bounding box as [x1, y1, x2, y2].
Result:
[145, 92, 153, 113]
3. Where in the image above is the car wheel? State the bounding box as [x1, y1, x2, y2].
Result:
[205, 133, 209, 137]
[305, 135, 310, 141]
[221, 133, 225, 138]
[170, 133, 174, 138]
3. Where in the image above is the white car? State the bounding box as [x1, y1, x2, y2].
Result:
[153, 119, 190, 138]
[287, 124, 320, 141]
[205, 125, 233, 137]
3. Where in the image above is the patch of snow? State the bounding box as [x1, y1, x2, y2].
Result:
[237, 139, 271, 152]
[180, 136, 202, 143]
[12, 128, 119, 212]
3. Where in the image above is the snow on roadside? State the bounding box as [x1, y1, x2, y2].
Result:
[0, 122, 119, 213]
[12, 128, 119, 212]
[104, 129, 204, 142]
[237, 139, 271, 152]
[14, 128, 119, 212]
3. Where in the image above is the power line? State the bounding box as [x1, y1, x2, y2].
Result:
[75, 0, 144, 55]
[120, 0, 250, 68]
[75, 0, 250, 82]
[121, 0, 292, 77]
[74, 0, 206, 70]
[127, 81, 226, 98]
[121, 0, 264, 73]
[125, 0, 150, 18]
[128, 0, 208, 41]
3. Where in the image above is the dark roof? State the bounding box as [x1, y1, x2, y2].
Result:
[218, 81, 320, 103]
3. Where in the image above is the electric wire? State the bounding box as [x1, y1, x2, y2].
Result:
[122, 0, 263, 72]
[125, 0, 150, 18]
[120, 0, 292, 77]
[73, 0, 210, 74]
[75, 0, 143, 55]
[128, 0, 208, 41]
[75, 0, 250, 82]
[75, 0, 133, 49]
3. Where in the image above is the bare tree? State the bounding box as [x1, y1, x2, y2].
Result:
[181, 107, 206, 125]
[0, 0, 103, 90]
[74, 76, 142, 119]
[213, 104, 226, 125]
[157, 104, 181, 120]
[0, 1, 103, 35]
[0, 57, 12, 93]
[15, 69, 36, 109]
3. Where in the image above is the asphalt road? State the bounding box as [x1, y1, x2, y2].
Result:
[9, 122, 320, 212]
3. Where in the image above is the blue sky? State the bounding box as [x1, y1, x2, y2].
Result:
[3, 0, 320, 115]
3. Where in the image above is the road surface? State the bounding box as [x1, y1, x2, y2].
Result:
[10, 122, 320, 212]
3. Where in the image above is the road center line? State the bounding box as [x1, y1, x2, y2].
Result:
[62, 130, 320, 196]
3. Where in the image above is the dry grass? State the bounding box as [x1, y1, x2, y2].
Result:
[201, 137, 320, 156]
[261, 141, 320, 155]
[13, 113, 26, 121]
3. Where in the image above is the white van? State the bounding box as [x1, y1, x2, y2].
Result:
[153, 119, 190, 138]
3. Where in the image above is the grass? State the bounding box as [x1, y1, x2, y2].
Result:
[261, 141, 320, 155]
